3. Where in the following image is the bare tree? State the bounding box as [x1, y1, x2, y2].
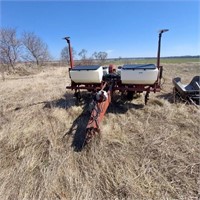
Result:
[97, 51, 108, 64]
[22, 32, 50, 66]
[92, 51, 108, 64]
[78, 49, 93, 65]
[60, 46, 76, 64]
[0, 28, 21, 71]
[92, 51, 98, 59]
[78, 49, 87, 60]
[78, 49, 108, 65]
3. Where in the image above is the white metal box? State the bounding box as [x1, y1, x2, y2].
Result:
[121, 64, 159, 84]
[70, 65, 103, 83]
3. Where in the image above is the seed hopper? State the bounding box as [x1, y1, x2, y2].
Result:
[64, 30, 168, 143]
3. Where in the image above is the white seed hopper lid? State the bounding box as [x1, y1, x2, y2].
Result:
[71, 65, 101, 71]
[122, 64, 156, 70]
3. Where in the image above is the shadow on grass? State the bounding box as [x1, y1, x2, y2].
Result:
[63, 104, 91, 151]
[13, 91, 144, 151]
[108, 101, 144, 114]
[43, 93, 76, 109]
[60, 93, 93, 151]
[156, 92, 174, 103]
[43, 92, 144, 151]
[13, 93, 75, 111]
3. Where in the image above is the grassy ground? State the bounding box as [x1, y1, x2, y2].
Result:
[109, 57, 200, 65]
[0, 61, 200, 199]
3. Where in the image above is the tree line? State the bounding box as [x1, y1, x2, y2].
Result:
[0, 27, 108, 72]
[60, 47, 108, 65]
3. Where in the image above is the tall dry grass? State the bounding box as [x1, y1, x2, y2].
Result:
[0, 63, 200, 199]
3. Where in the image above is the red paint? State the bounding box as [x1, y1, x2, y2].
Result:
[63, 37, 74, 68]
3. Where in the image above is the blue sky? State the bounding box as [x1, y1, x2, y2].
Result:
[1, 0, 199, 59]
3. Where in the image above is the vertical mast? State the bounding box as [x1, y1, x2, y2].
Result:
[157, 29, 169, 68]
[63, 37, 74, 68]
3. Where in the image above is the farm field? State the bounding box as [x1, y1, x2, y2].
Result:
[109, 57, 200, 65]
[0, 61, 200, 199]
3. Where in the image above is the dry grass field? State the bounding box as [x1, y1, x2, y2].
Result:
[0, 62, 200, 200]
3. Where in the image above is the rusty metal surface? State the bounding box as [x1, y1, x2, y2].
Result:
[85, 88, 111, 143]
